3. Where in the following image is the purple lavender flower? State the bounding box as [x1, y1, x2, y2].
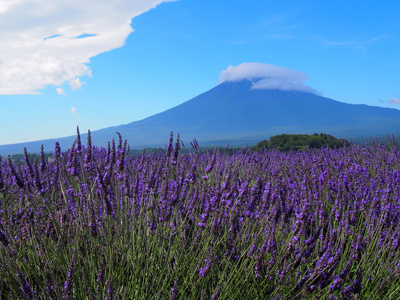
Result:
[0, 230, 9, 247]
[205, 148, 217, 174]
[210, 285, 221, 300]
[62, 257, 75, 300]
[76, 126, 82, 153]
[166, 132, 174, 158]
[329, 275, 344, 293]
[97, 257, 105, 285]
[33, 161, 42, 192]
[116, 137, 127, 172]
[39, 144, 46, 174]
[66, 141, 80, 176]
[54, 141, 61, 159]
[7, 156, 24, 189]
[110, 138, 116, 165]
[84, 130, 92, 170]
[105, 276, 114, 300]
[171, 133, 180, 165]
[199, 248, 213, 277]
[247, 243, 256, 258]
[168, 277, 178, 300]
[17, 271, 34, 299]
[88, 208, 98, 237]
[0, 160, 4, 191]
[23, 147, 34, 179]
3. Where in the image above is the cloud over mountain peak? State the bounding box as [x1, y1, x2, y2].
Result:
[219, 62, 317, 94]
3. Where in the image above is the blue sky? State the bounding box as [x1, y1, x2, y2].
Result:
[0, 0, 399, 145]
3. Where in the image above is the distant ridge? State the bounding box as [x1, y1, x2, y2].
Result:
[1, 79, 400, 155]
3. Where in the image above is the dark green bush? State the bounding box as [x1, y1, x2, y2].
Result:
[251, 133, 348, 152]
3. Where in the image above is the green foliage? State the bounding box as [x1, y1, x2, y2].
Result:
[251, 140, 268, 152]
[251, 133, 348, 152]
[4, 152, 54, 166]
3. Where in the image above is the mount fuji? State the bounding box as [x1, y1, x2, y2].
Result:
[1, 79, 400, 154]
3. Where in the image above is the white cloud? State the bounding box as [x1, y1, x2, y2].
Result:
[0, 0, 176, 95]
[69, 77, 84, 90]
[0, 0, 25, 14]
[56, 87, 66, 97]
[71, 106, 82, 121]
[219, 62, 317, 94]
[388, 98, 400, 105]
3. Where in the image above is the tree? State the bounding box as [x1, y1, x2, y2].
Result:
[251, 133, 348, 152]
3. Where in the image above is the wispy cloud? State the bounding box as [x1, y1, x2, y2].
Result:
[323, 34, 390, 47]
[68, 78, 84, 90]
[257, 33, 390, 48]
[0, 0, 175, 95]
[220, 62, 317, 94]
[56, 88, 67, 97]
[71, 106, 82, 121]
[388, 98, 400, 105]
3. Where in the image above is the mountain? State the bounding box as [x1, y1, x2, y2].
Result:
[2, 79, 400, 155]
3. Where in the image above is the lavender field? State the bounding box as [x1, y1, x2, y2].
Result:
[0, 130, 400, 299]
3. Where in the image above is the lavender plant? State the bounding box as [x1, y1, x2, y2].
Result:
[0, 130, 399, 299]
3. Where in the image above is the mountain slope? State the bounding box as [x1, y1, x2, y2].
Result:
[1, 79, 400, 154]
[95, 79, 400, 144]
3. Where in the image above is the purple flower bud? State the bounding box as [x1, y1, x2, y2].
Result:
[8, 156, 25, 189]
[97, 257, 105, 285]
[75, 126, 82, 153]
[17, 271, 33, 299]
[166, 132, 174, 158]
[210, 285, 221, 300]
[0, 231, 9, 247]
[205, 148, 218, 174]
[62, 258, 75, 300]
[105, 276, 114, 300]
[168, 277, 178, 300]
[199, 248, 213, 277]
